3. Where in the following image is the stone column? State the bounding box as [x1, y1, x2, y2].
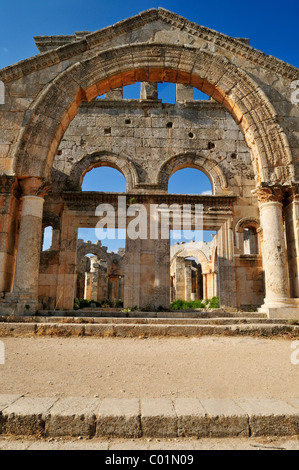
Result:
[0, 176, 19, 295]
[4, 177, 47, 314]
[256, 186, 299, 317]
[184, 260, 192, 302]
[202, 274, 207, 300]
[284, 186, 299, 298]
[217, 218, 237, 308]
[140, 82, 158, 100]
[176, 84, 194, 102]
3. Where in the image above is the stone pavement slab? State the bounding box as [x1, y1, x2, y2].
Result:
[235, 398, 299, 437]
[175, 398, 209, 438]
[2, 397, 57, 436]
[0, 395, 298, 439]
[46, 397, 101, 437]
[141, 398, 177, 438]
[200, 398, 249, 438]
[96, 398, 141, 438]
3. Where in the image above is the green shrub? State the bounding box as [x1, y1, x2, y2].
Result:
[208, 296, 220, 308]
[170, 297, 219, 310]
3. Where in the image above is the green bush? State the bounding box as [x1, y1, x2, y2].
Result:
[170, 297, 219, 310]
[208, 296, 220, 308]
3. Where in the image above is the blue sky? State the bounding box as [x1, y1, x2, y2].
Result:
[1, 0, 298, 69]
[3, 1, 297, 251]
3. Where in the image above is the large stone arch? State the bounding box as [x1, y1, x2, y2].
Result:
[77, 242, 112, 267]
[171, 247, 210, 272]
[158, 153, 228, 194]
[14, 43, 293, 185]
[68, 151, 138, 191]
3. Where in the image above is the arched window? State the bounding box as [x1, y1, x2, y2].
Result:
[168, 167, 213, 195]
[82, 166, 126, 192]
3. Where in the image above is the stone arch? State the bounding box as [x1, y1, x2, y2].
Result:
[158, 153, 228, 194]
[235, 217, 260, 233]
[171, 247, 209, 272]
[13, 43, 293, 185]
[42, 212, 60, 230]
[77, 242, 111, 267]
[235, 217, 260, 254]
[68, 151, 138, 191]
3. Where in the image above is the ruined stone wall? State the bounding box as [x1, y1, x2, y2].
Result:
[53, 97, 254, 197]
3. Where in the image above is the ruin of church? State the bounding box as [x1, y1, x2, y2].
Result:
[0, 8, 298, 318]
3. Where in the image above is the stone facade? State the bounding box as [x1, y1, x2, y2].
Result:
[0, 9, 298, 317]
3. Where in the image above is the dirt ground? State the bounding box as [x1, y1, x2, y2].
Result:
[0, 335, 298, 399]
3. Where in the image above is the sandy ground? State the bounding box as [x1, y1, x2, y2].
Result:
[0, 335, 298, 399]
[1, 436, 299, 450]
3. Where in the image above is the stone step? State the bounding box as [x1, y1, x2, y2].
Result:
[0, 316, 291, 325]
[36, 309, 268, 319]
[0, 394, 298, 439]
[0, 321, 297, 338]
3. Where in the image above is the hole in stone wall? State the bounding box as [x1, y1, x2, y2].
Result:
[104, 128, 111, 135]
[208, 142, 215, 150]
[188, 132, 194, 139]
[125, 119, 131, 125]
[166, 122, 173, 128]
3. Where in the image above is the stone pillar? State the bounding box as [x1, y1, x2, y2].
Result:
[140, 82, 158, 100]
[202, 274, 207, 300]
[256, 186, 299, 318]
[173, 256, 185, 300]
[0, 176, 19, 296]
[124, 237, 170, 309]
[84, 272, 92, 300]
[184, 260, 192, 302]
[105, 87, 123, 100]
[176, 84, 194, 102]
[284, 186, 299, 298]
[56, 209, 78, 309]
[124, 201, 170, 310]
[217, 218, 237, 308]
[3, 177, 46, 314]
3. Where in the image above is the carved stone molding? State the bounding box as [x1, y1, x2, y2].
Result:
[19, 177, 51, 198]
[283, 184, 299, 206]
[253, 185, 286, 204]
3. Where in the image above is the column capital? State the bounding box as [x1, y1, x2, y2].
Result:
[283, 184, 299, 206]
[18, 177, 51, 198]
[253, 185, 286, 204]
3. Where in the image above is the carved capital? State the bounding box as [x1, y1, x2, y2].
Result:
[253, 185, 285, 204]
[283, 184, 299, 206]
[19, 177, 51, 198]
